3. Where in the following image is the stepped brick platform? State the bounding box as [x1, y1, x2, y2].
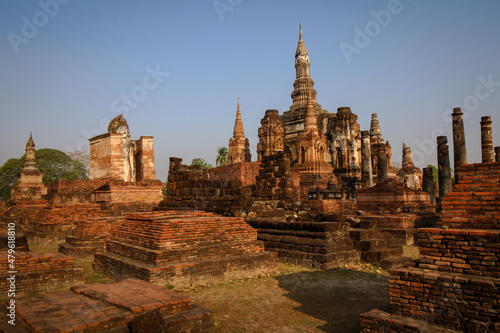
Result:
[360, 162, 500, 332]
[247, 219, 361, 269]
[59, 216, 124, 259]
[94, 211, 277, 289]
[349, 220, 411, 270]
[357, 178, 435, 213]
[0, 251, 84, 298]
[352, 214, 439, 245]
[5, 278, 212, 333]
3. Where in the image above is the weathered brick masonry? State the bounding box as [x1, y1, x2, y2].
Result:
[440, 162, 500, 229]
[8, 278, 212, 333]
[161, 157, 257, 216]
[357, 178, 435, 213]
[59, 216, 124, 259]
[361, 161, 500, 332]
[247, 218, 361, 269]
[94, 210, 277, 289]
[0, 251, 84, 298]
[8, 202, 105, 245]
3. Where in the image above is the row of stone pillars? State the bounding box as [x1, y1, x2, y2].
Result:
[424, 108, 499, 206]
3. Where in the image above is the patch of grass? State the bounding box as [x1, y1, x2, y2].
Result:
[28, 242, 59, 253]
[189, 263, 389, 333]
[403, 245, 419, 260]
[74, 259, 111, 284]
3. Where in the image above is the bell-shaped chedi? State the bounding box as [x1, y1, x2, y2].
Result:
[228, 98, 251, 164]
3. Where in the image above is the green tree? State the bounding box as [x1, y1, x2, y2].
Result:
[190, 158, 213, 169]
[427, 164, 438, 183]
[36, 148, 88, 184]
[427, 164, 454, 183]
[0, 158, 24, 201]
[0, 148, 88, 201]
[216, 146, 228, 166]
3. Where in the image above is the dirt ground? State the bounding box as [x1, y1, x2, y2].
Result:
[189, 263, 390, 333]
[24, 242, 419, 332]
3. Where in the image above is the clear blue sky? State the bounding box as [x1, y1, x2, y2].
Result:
[1, 0, 499, 181]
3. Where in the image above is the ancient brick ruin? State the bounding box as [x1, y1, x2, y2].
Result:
[2, 117, 164, 247]
[3, 278, 212, 332]
[228, 98, 251, 164]
[247, 217, 360, 269]
[3, 23, 500, 333]
[58, 216, 124, 259]
[361, 117, 499, 332]
[0, 237, 84, 298]
[94, 210, 277, 289]
[10, 133, 47, 202]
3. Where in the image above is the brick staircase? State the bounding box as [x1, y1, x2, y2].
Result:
[58, 216, 124, 259]
[360, 162, 500, 332]
[349, 220, 411, 270]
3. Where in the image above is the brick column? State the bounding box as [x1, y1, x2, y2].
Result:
[496, 146, 500, 162]
[422, 167, 435, 204]
[480, 116, 494, 163]
[437, 136, 452, 199]
[451, 107, 467, 169]
[377, 143, 388, 183]
[361, 130, 373, 187]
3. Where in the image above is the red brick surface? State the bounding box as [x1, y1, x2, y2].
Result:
[357, 178, 435, 213]
[0, 251, 84, 297]
[208, 161, 260, 187]
[360, 162, 500, 332]
[10, 278, 212, 333]
[94, 210, 277, 289]
[440, 163, 500, 229]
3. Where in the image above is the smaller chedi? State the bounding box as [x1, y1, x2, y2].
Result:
[397, 142, 423, 190]
[228, 98, 251, 164]
[10, 133, 47, 201]
[88, 115, 156, 182]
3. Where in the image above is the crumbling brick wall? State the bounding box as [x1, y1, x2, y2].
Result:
[357, 178, 435, 213]
[361, 161, 500, 332]
[251, 153, 296, 203]
[45, 179, 107, 204]
[440, 162, 500, 229]
[247, 218, 360, 269]
[0, 251, 84, 297]
[161, 157, 255, 215]
[208, 161, 260, 187]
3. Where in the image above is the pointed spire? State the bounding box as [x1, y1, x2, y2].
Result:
[295, 23, 308, 58]
[24, 132, 38, 170]
[27, 131, 35, 148]
[233, 98, 245, 139]
[370, 113, 383, 143]
[304, 89, 318, 135]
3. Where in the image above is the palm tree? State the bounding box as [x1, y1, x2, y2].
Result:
[216, 147, 229, 166]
